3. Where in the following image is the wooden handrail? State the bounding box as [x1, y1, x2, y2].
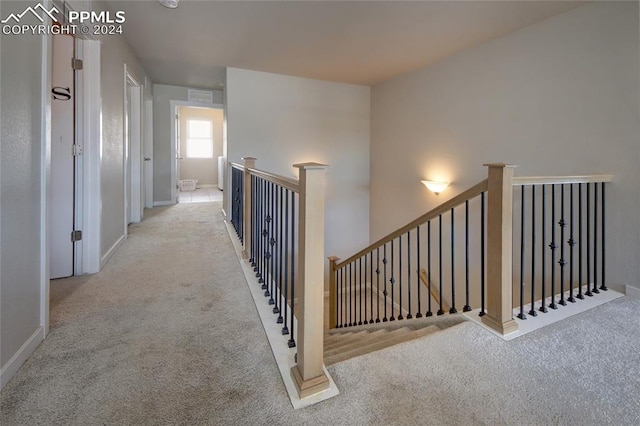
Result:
[335, 179, 489, 269]
[513, 175, 613, 186]
[246, 167, 300, 193]
[230, 162, 300, 192]
[419, 269, 449, 313]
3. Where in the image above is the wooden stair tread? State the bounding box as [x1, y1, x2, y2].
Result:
[324, 329, 390, 355]
[325, 325, 440, 365]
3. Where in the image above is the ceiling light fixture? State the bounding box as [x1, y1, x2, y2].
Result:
[158, 0, 179, 9]
[421, 180, 450, 195]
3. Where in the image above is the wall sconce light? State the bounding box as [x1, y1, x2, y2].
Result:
[421, 180, 450, 195]
[158, 0, 179, 8]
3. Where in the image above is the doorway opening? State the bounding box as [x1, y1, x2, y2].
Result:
[124, 68, 143, 229]
[172, 105, 224, 204]
[50, 33, 76, 280]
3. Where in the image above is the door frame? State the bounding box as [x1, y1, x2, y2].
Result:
[123, 66, 143, 233]
[77, 39, 102, 275]
[39, 33, 102, 335]
[144, 96, 154, 209]
[169, 100, 223, 204]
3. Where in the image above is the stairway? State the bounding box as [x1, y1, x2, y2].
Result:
[324, 315, 466, 365]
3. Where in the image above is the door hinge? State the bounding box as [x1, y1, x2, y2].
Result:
[72, 58, 83, 70]
[72, 144, 83, 156]
[71, 230, 83, 242]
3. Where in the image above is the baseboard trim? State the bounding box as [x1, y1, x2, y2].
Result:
[465, 285, 624, 341]
[223, 220, 339, 408]
[101, 234, 126, 269]
[625, 285, 640, 297]
[0, 327, 44, 389]
[153, 200, 174, 207]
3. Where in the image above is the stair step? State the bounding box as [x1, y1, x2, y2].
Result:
[325, 327, 412, 359]
[325, 325, 440, 365]
[323, 331, 355, 345]
[324, 331, 379, 352]
[324, 329, 389, 355]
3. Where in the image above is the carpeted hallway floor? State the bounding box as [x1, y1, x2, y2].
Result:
[1, 202, 639, 425]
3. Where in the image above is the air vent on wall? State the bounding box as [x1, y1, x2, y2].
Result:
[188, 90, 214, 104]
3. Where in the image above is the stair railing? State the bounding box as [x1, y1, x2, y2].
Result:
[328, 175, 489, 328]
[229, 157, 330, 399]
[511, 174, 612, 320]
[328, 164, 613, 337]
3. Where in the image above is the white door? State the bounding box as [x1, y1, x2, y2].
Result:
[50, 34, 75, 279]
[175, 108, 181, 203]
[144, 99, 154, 208]
[128, 85, 142, 223]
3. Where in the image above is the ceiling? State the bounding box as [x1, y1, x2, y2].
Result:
[104, 0, 584, 89]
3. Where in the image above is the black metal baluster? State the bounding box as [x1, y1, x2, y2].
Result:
[269, 183, 276, 307]
[577, 183, 584, 300]
[600, 183, 608, 291]
[559, 184, 567, 306]
[529, 186, 538, 316]
[407, 231, 413, 319]
[341, 267, 345, 327]
[288, 193, 296, 348]
[376, 247, 381, 323]
[398, 235, 403, 320]
[359, 257, 363, 325]
[348, 262, 353, 327]
[568, 184, 576, 303]
[480, 192, 486, 316]
[254, 177, 260, 274]
[257, 178, 264, 283]
[369, 251, 374, 323]
[549, 184, 558, 309]
[383, 244, 388, 322]
[593, 183, 600, 294]
[450, 208, 457, 314]
[390, 239, 396, 321]
[265, 182, 272, 300]
[250, 175, 255, 266]
[276, 185, 284, 322]
[336, 265, 340, 328]
[586, 183, 593, 297]
[282, 189, 290, 335]
[518, 186, 526, 320]
[463, 201, 471, 312]
[438, 215, 444, 316]
[416, 226, 423, 318]
[539, 186, 548, 313]
[427, 220, 433, 317]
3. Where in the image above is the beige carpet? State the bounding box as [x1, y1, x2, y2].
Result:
[1, 201, 639, 425]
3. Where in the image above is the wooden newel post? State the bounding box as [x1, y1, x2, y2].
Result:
[291, 162, 330, 399]
[241, 157, 256, 259]
[482, 163, 519, 336]
[328, 256, 340, 329]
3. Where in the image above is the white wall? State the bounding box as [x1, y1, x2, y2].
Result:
[178, 106, 223, 186]
[152, 84, 223, 203]
[370, 2, 639, 288]
[0, 0, 47, 386]
[225, 68, 371, 263]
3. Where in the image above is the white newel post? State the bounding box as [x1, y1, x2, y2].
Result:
[290, 162, 330, 399]
[483, 163, 519, 336]
[241, 157, 256, 259]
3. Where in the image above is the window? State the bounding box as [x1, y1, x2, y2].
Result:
[186, 119, 213, 158]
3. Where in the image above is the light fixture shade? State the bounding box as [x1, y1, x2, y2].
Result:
[158, 0, 179, 8]
[421, 180, 449, 194]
